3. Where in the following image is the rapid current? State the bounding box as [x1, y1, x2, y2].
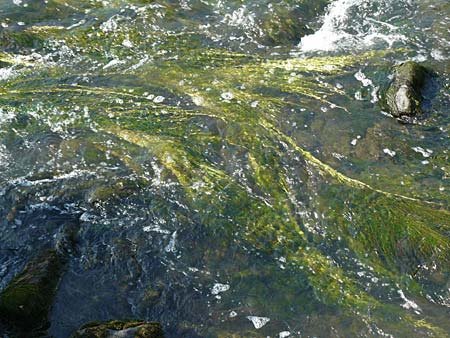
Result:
[0, 0, 449, 337]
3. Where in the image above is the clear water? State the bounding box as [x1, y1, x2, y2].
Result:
[0, 0, 449, 337]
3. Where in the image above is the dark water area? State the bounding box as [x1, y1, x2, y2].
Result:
[0, 0, 449, 337]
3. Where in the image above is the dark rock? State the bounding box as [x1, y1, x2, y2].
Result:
[385, 61, 436, 119]
[70, 320, 165, 338]
[257, 0, 331, 46]
[55, 220, 81, 256]
[0, 250, 65, 336]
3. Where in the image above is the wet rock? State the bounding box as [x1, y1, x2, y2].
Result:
[257, 1, 331, 46]
[258, 8, 312, 46]
[385, 61, 436, 119]
[70, 320, 165, 338]
[55, 220, 81, 256]
[0, 250, 65, 336]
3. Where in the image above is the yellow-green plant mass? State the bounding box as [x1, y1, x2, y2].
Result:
[0, 0, 449, 337]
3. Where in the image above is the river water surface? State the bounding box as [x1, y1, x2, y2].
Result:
[0, 0, 449, 337]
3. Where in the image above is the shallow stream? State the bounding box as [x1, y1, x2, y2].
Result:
[0, 0, 449, 337]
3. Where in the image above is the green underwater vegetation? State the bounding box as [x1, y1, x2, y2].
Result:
[0, 0, 449, 337]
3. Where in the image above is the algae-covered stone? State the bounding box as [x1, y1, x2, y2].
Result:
[257, 0, 331, 46]
[70, 320, 165, 338]
[0, 250, 65, 335]
[385, 61, 435, 118]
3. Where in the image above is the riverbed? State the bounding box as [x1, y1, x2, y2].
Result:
[0, 0, 449, 337]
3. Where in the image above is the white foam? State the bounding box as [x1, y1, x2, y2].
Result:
[0, 108, 15, 125]
[0, 144, 10, 168]
[354, 70, 373, 87]
[143, 225, 171, 234]
[211, 283, 230, 295]
[221, 92, 234, 100]
[153, 96, 165, 103]
[299, 0, 408, 52]
[246, 316, 270, 329]
[383, 148, 396, 157]
[122, 38, 133, 48]
[223, 5, 257, 33]
[300, 0, 357, 52]
[412, 146, 433, 158]
[103, 59, 125, 70]
[0, 66, 17, 81]
[164, 231, 177, 253]
[431, 49, 446, 61]
[398, 289, 421, 314]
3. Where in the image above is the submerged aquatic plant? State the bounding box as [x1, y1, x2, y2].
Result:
[0, 0, 449, 337]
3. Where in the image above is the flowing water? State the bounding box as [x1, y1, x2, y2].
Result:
[0, 0, 449, 337]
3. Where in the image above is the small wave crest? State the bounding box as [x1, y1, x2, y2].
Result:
[299, 0, 410, 52]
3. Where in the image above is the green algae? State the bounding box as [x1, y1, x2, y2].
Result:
[0, 1, 449, 337]
[2, 53, 448, 335]
[0, 250, 65, 335]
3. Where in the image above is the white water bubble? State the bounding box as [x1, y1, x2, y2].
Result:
[431, 49, 446, 61]
[223, 5, 257, 32]
[211, 283, 230, 295]
[143, 225, 171, 234]
[221, 92, 234, 100]
[398, 289, 421, 314]
[246, 316, 270, 329]
[412, 147, 433, 158]
[103, 59, 125, 70]
[383, 148, 396, 157]
[354, 91, 364, 101]
[153, 96, 165, 103]
[192, 95, 204, 106]
[122, 38, 133, 48]
[100, 15, 119, 33]
[354, 70, 373, 87]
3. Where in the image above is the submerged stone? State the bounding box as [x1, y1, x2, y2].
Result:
[385, 61, 436, 119]
[55, 221, 81, 257]
[0, 250, 65, 336]
[257, 1, 331, 46]
[70, 320, 165, 338]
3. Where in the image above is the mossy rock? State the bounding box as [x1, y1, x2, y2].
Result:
[70, 320, 165, 338]
[385, 61, 436, 118]
[0, 250, 65, 335]
[257, 7, 312, 46]
[257, 0, 331, 46]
